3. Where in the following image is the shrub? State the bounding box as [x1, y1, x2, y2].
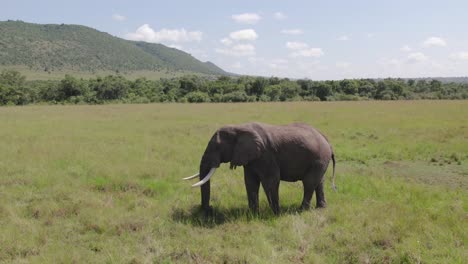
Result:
[184, 91, 211, 103]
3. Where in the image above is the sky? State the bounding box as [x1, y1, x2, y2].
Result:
[2, 0, 468, 80]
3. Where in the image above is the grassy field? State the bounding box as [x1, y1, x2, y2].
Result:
[0, 101, 466, 263]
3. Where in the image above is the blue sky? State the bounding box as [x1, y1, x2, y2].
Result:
[2, 0, 468, 79]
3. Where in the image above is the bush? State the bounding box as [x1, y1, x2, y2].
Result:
[334, 94, 361, 101]
[184, 91, 211, 103]
[303, 95, 321, 101]
[221, 91, 250, 102]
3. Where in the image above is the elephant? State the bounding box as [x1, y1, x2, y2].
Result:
[183, 122, 336, 215]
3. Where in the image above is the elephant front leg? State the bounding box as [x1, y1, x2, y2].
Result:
[261, 179, 280, 215]
[244, 167, 260, 213]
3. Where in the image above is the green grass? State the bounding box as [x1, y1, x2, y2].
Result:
[0, 101, 466, 263]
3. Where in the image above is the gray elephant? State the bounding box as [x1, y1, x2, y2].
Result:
[183, 122, 336, 215]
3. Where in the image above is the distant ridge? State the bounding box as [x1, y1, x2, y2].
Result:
[0, 20, 228, 78]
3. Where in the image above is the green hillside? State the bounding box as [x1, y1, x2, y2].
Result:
[0, 20, 228, 79]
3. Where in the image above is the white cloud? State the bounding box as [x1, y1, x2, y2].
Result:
[125, 24, 202, 43]
[272, 59, 288, 64]
[380, 58, 401, 67]
[274, 12, 287, 20]
[248, 57, 265, 64]
[291, 48, 324, 58]
[231, 62, 242, 69]
[285, 41, 323, 58]
[268, 59, 288, 69]
[337, 35, 349, 41]
[449, 52, 468, 61]
[400, 45, 412, 52]
[281, 29, 303, 35]
[286, 41, 308, 50]
[407, 52, 428, 63]
[366, 33, 374, 38]
[229, 29, 258, 41]
[216, 44, 256, 56]
[336, 62, 351, 68]
[423, 37, 447, 47]
[220, 38, 233, 46]
[231, 13, 261, 24]
[112, 14, 126, 21]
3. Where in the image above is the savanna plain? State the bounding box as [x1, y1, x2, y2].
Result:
[0, 101, 466, 263]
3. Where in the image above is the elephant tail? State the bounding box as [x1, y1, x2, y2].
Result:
[331, 152, 337, 191]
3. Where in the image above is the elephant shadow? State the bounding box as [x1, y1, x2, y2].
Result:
[171, 204, 305, 228]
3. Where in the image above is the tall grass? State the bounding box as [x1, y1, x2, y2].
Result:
[0, 101, 466, 263]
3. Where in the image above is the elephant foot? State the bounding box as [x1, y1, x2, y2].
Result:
[316, 201, 327, 209]
[201, 205, 214, 217]
[300, 202, 311, 211]
[248, 207, 259, 215]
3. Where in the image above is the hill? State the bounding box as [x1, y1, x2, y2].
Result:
[0, 20, 228, 79]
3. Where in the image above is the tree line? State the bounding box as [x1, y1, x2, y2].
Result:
[0, 70, 467, 106]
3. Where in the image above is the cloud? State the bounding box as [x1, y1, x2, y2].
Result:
[407, 52, 428, 63]
[125, 24, 202, 43]
[248, 57, 265, 64]
[336, 62, 351, 68]
[216, 44, 255, 56]
[231, 62, 242, 69]
[337, 35, 349, 41]
[422, 37, 447, 47]
[217, 29, 258, 56]
[281, 29, 303, 35]
[449, 51, 468, 61]
[291, 48, 324, 58]
[400, 45, 412, 52]
[231, 13, 261, 24]
[220, 38, 233, 46]
[286, 42, 309, 50]
[380, 58, 401, 67]
[229, 29, 258, 41]
[112, 14, 126, 21]
[285, 42, 323, 57]
[274, 12, 287, 20]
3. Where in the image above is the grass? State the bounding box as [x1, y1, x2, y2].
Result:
[0, 101, 466, 263]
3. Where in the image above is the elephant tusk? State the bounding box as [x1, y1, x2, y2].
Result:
[182, 173, 199, 180]
[192, 168, 216, 187]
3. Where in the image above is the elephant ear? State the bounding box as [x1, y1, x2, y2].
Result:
[231, 127, 264, 167]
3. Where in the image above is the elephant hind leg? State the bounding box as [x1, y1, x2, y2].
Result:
[301, 178, 317, 210]
[315, 180, 326, 208]
[301, 168, 326, 210]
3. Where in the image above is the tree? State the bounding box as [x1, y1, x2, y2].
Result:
[0, 70, 26, 87]
[184, 91, 211, 103]
[92, 75, 129, 100]
[279, 81, 300, 101]
[265, 84, 281, 101]
[430, 80, 442, 92]
[247, 77, 268, 98]
[0, 70, 33, 105]
[339, 79, 358, 95]
[315, 82, 332, 101]
[58, 75, 87, 100]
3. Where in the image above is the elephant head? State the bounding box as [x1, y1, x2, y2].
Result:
[183, 125, 265, 211]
